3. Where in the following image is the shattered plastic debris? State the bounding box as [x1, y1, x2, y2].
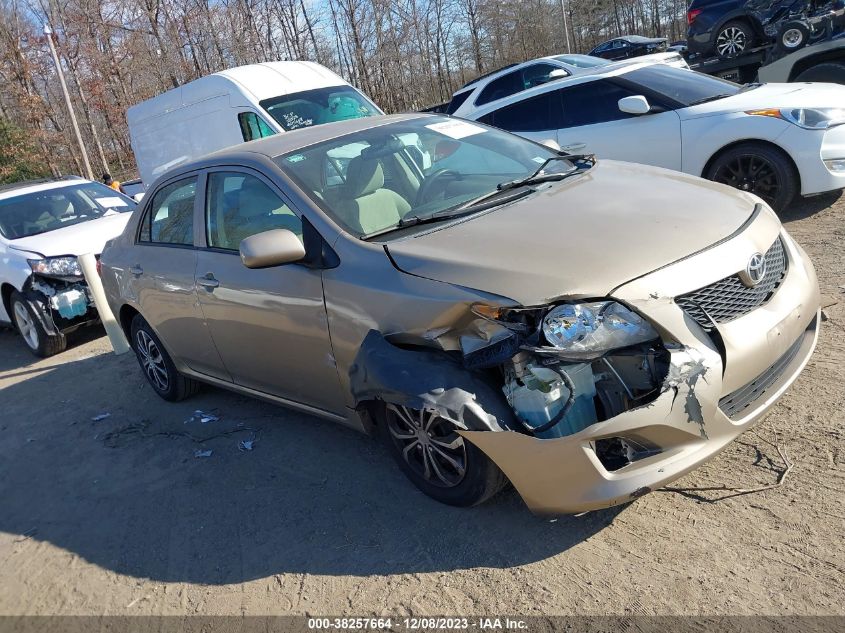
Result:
[194, 449, 213, 458]
[185, 410, 219, 425]
[91, 413, 111, 422]
[238, 439, 255, 452]
[664, 347, 709, 436]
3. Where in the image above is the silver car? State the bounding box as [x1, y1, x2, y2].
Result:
[100, 114, 820, 514]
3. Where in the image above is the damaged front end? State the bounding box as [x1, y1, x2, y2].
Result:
[349, 296, 721, 513]
[23, 258, 99, 337]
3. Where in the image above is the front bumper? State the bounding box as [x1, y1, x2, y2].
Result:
[462, 210, 820, 515]
[778, 123, 845, 196]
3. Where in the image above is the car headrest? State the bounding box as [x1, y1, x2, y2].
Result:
[345, 156, 384, 197]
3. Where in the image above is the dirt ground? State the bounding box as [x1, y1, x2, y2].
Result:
[1, 193, 844, 617]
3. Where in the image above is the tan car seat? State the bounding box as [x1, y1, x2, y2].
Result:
[339, 156, 411, 234]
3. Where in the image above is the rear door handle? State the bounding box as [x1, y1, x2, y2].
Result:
[129, 265, 143, 276]
[197, 274, 220, 291]
[561, 142, 587, 153]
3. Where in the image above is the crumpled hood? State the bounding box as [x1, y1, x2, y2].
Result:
[386, 160, 758, 305]
[682, 82, 845, 117]
[8, 212, 132, 258]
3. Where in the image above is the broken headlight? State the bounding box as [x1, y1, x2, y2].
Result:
[542, 301, 659, 352]
[28, 256, 84, 279]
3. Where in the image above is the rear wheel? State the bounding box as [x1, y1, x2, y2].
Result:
[130, 314, 199, 401]
[381, 402, 507, 507]
[715, 20, 754, 58]
[795, 62, 845, 84]
[10, 290, 66, 357]
[706, 142, 798, 213]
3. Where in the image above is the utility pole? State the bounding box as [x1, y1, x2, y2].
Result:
[559, 0, 572, 53]
[43, 24, 93, 180]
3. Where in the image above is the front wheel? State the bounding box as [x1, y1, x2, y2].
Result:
[10, 291, 66, 357]
[706, 143, 798, 213]
[130, 314, 199, 401]
[381, 403, 507, 507]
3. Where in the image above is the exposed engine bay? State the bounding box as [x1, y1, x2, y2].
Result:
[25, 274, 97, 334]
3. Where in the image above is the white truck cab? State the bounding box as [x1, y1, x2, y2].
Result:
[127, 61, 382, 187]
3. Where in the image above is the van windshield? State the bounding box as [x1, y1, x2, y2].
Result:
[260, 86, 380, 132]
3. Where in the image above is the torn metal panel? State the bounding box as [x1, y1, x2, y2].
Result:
[349, 330, 517, 431]
[663, 346, 709, 437]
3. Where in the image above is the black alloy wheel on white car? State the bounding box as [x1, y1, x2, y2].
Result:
[706, 142, 798, 213]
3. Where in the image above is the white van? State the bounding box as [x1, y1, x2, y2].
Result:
[127, 61, 382, 187]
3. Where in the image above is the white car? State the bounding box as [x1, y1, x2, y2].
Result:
[0, 177, 136, 356]
[466, 62, 845, 211]
[445, 53, 689, 118]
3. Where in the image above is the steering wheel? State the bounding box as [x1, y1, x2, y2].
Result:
[415, 169, 460, 206]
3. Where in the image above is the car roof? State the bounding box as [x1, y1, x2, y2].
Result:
[164, 113, 433, 174]
[0, 177, 92, 202]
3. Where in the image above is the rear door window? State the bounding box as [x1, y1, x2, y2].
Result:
[139, 177, 196, 246]
[476, 63, 561, 106]
[478, 89, 563, 132]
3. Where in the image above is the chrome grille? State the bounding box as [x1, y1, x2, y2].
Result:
[719, 331, 805, 419]
[676, 238, 787, 332]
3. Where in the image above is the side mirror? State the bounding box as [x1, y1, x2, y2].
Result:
[548, 69, 568, 80]
[618, 95, 652, 115]
[540, 139, 561, 151]
[240, 229, 305, 269]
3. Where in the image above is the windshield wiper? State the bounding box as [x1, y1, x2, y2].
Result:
[496, 154, 593, 193]
[689, 93, 732, 105]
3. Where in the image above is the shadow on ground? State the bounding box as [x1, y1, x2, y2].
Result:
[782, 190, 843, 223]
[0, 329, 623, 584]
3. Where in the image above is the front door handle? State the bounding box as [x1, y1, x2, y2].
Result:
[561, 142, 587, 153]
[129, 265, 143, 277]
[197, 274, 220, 291]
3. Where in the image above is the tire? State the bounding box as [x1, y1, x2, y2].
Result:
[795, 62, 845, 84]
[777, 20, 810, 52]
[706, 142, 798, 213]
[381, 402, 508, 507]
[130, 313, 199, 402]
[9, 290, 66, 357]
[714, 20, 754, 59]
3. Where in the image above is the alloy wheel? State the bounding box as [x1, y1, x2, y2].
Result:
[385, 403, 468, 488]
[136, 329, 169, 391]
[716, 27, 747, 57]
[711, 154, 781, 207]
[782, 28, 803, 48]
[13, 301, 39, 350]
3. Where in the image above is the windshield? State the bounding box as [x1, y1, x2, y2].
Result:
[259, 86, 380, 132]
[0, 181, 136, 240]
[275, 116, 583, 238]
[622, 64, 742, 106]
[553, 55, 610, 69]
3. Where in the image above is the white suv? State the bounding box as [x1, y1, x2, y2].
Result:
[0, 177, 136, 356]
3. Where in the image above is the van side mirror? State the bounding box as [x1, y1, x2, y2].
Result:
[240, 229, 305, 269]
[618, 95, 652, 115]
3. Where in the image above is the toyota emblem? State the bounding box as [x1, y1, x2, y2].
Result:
[739, 252, 766, 288]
